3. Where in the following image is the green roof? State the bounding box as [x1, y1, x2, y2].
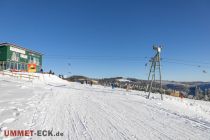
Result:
[0, 42, 43, 55]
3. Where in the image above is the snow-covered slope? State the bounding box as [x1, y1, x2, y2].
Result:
[0, 72, 210, 140]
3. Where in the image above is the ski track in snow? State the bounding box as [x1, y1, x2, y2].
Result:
[0, 74, 210, 140]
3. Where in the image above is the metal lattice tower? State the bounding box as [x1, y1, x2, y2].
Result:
[146, 45, 163, 100]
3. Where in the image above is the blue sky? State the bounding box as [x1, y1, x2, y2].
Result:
[0, 0, 210, 81]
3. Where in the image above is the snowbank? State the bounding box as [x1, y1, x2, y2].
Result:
[0, 72, 210, 140]
[0, 71, 68, 85]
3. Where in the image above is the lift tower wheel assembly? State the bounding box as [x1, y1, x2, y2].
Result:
[146, 45, 163, 100]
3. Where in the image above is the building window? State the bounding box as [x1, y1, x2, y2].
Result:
[29, 56, 40, 66]
[0, 61, 7, 70]
[21, 63, 25, 71]
[35, 58, 40, 65]
[11, 52, 20, 62]
[3, 62, 6, 70]
[0, 61, 3, 70]
[25, 64, 27, 71]
[15, 63, 17, 70]
[18, 63, 21, 70]
[6, 62, 10, 70]
[11, 62, 14, 70]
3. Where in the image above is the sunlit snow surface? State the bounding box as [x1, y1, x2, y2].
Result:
[0, 73, 210, 140]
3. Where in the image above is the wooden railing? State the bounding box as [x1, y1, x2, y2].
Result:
[0, 70, 40, 80]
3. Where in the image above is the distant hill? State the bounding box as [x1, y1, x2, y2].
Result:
[65, 75, 210, 94]
[65, 75, 89, 82]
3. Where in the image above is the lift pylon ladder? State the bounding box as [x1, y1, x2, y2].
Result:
[146, 45, 163, 100]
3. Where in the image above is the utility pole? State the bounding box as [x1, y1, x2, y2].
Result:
[146, 45, 163, 100]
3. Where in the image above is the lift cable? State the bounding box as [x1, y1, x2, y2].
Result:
[43, 54, 209, 71]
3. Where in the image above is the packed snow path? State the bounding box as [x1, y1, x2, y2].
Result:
[0, 74, 210, 140]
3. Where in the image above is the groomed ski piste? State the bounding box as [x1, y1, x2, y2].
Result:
[0, 72, 210, 140]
